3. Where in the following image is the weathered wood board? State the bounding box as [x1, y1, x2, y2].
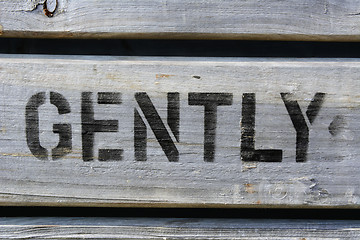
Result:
[1, 217, 360, 239]
[0, 55, 359, 207]
[2, 0, 360, 41]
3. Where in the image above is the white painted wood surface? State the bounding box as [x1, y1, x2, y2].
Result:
[2, 0, 360, 41]
[1, 217, 360, 239]
[0, 55, 359, 207]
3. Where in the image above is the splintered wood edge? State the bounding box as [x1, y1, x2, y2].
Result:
[3, 32, 360, 42]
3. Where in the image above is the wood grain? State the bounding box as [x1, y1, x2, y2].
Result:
[0, 55, 359, 207]
[1, 217, 360, 239]
[2, 0, 360, 41]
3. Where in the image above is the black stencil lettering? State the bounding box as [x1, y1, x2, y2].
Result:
[134, 109, 147, 161]
[281, 93, 309, 162]
[241, 93, 282, 162]
[306, 92, 326, 124]
[98, 149, 123, 161]
[188, 93, 233, 162]
[97, 92, 122, 104]
[52, 124, 72, 160]
[50, 92, 71, 114]
[281, 92, 325, 162]
[134, 92, 179, 162]
[50, 92, 72, 160]
[26, 92, 72, 160]
[26, 92, 47, 160]
[328, 115, 346, 136]
[168, 93, 180, 142]
[81, 92, 122, 161]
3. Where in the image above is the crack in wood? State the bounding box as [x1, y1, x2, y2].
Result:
[17, 0, 57, 17]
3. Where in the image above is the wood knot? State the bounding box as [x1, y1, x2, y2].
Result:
[43, 0, 57, 17]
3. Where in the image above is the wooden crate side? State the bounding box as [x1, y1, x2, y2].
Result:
[0, 55, 359, 207]
[1, 217, 360, 239]
[2, 0, 360, 41]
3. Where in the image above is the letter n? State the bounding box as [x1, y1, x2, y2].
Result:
[134, 92, 180, 162]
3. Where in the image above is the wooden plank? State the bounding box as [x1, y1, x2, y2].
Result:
[0, 54, 360, 208]
[1, 217, 360, 239]
[2, 0, 360, 41]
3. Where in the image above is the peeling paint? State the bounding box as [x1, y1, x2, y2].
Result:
[245, 183, 255, 194]
[241, 162, 257, 172]
[305, 178, 330, 204]
[156, 74, 175, 79]
[16, 0, 58, 17]
[22, 0, 46, 12]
